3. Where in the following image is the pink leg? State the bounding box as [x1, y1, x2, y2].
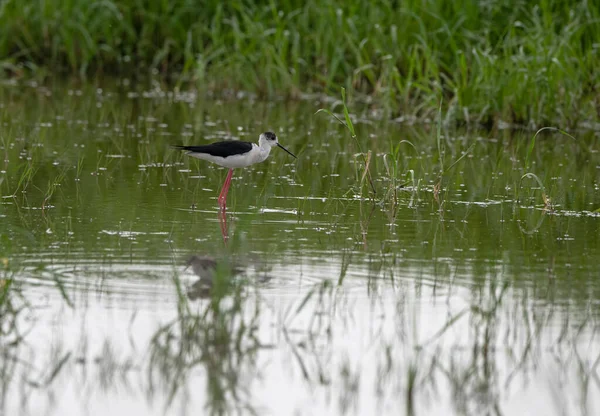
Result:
[218, 169, 234, 209]
[217, 169, 234, 244]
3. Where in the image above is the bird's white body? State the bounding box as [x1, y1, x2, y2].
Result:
[177, 132, 295, 169]
[187, 142, 271, 168]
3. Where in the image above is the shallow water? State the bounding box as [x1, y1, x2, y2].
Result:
[1, 81, 599, 415]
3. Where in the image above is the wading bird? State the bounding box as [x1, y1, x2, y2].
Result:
[173, 132, 297, 213]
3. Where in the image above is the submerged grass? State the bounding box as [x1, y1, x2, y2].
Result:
[1, 81, 599, 275]
[0, 83, 599, 414]
[316, 87, 376, 199]
[1, 0, 599, 127]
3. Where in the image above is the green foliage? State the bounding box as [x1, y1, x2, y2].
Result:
[0, 0, 598, 127]
[317, 87, 376, 198]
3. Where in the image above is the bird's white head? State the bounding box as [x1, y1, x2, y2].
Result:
[258, 131, 297, 159]
[258, 131, 279, 148]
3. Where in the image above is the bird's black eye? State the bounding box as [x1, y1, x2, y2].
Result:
[264, 131, 277, 141]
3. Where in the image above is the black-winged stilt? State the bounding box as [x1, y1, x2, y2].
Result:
[173, 132, 296, 212]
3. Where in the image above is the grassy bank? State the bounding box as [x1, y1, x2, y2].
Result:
[0, 0, 598, 128]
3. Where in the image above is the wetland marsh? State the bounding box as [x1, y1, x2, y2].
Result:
[0, 81, 599, 415]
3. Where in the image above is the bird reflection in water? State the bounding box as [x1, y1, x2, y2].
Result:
[184, 254, 271, 300]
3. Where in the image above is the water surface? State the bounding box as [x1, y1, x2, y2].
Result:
[1, 81, 599, 415]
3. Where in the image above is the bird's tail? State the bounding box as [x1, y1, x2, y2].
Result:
[171, 145, 190, 151]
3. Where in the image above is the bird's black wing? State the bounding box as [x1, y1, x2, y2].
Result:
[172, 141, 253, 158]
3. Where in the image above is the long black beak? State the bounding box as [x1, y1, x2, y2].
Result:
[277, 143, 297, 159]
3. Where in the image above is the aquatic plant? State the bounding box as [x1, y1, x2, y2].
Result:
[0, 0, 598, 127]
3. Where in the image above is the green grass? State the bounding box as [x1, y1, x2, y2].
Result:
[0, 0, 598, 128]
